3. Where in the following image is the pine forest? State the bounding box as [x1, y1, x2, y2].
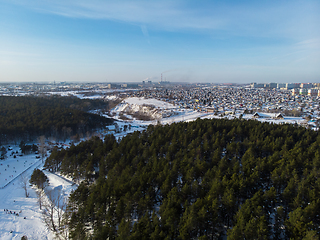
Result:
[44, 118, 320, 239]
[0, 95, 113, 143]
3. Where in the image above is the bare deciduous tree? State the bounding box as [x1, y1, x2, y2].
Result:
[42, 189, 57, 232]
[38, 135, 46, 163]
[20, 173, 29, 198]
[67, 127, 72, 140]
[55, 190, 66, 229]
[36, 188, 45, 210]
[41, 188, 68, 239]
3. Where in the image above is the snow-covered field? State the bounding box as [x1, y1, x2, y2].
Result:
[0, 146, 41, 189]
[0, 146, 77, 240]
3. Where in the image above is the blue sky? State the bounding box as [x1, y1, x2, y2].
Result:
[0, 0, 319, 83]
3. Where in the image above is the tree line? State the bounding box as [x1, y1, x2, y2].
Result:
[44, 118, 320, 239]
[0, 95, 113, 143]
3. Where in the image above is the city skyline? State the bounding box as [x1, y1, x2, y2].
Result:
[0, 0, 319, 83]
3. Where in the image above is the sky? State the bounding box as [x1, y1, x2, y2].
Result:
[0, 0, 319, 83]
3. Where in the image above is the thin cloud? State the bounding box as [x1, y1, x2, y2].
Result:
[9, 0, 319, 40]
[140, 25, 150, 44]
[295, 39, 320, 49]
[0, 50, 42, 57]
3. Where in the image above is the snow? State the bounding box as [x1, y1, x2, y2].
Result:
[47, 89, 135, 99]
[0, 185, 53, 240]
[0, 146, 41, 189]
[75, 94, 105, 100]
[242, 114, 305, 125]
[0, 93, 314, 239]
[0, 146, 77, 240]
[107, 96, 310, 136]
[110, 97, 203, 126]
[104, 95, 117, 100]
[0, 157, 54, 239]
[47, 91, 312, 133]
[47, 91, 79, 97]
[43, 170, 78, 207]
[124, 97, 176, 109]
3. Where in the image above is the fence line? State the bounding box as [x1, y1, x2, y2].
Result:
[0, 159, 42, 189]
[42, 170, 77, 186]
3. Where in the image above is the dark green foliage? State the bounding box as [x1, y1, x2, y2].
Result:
[0, 146, 7, 159]
[45, 118, 320, 239]
[0, 95, 113, 143]
[30, 169, 49, 189]
[20, 141, 38, 154]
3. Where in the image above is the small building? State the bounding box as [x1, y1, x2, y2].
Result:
[264, 83, 277, 88]
[253, 112, 284, 119]
[206, 107, 216, 113]
[292, 89, 299, 96]
[308, 89, 317, 96]
[251, 83, 264, 88]
[299, 88, 308, 95]
[300, 83, 313, 89]
[277, 83, 286, 89]
[286, 83, 300, 90]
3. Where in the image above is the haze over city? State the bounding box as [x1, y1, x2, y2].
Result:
[0, 0, 319, 83]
